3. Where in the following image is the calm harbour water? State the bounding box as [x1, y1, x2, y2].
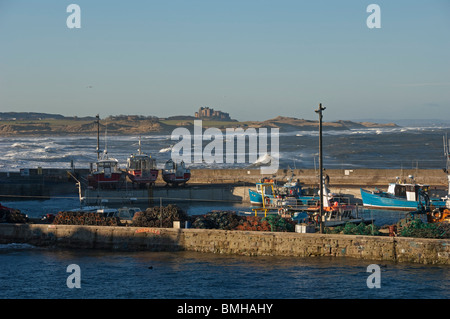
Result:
[0, 200, 449, 300]
[1, 245, 449, 299]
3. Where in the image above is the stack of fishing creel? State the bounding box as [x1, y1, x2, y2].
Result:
[235, 216, 271, 231]
[0, 206, 28, 224]
[192, 211, 242, 230]
[52, 211, 121, 226]
[261, 214, 296, 232]
[398, 218, 450, 239]
[132, 204, 189, 228]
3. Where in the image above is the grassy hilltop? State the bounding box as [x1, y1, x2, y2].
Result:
[0, 112, 397, 136]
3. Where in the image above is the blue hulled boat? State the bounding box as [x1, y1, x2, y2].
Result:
[361, 178, 446, 210]
[248, 177, 319, 206]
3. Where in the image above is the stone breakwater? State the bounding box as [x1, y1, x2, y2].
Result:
[1, 224, 449, 265]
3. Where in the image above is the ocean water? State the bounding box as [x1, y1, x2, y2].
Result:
[0, 245, 449, 299]
[0, 125, 449, 172]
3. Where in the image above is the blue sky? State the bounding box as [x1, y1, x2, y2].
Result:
[0, 0, 449, 121]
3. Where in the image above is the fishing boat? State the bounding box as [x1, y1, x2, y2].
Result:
[304, 197, 372, 227]
[87, 152, 123, 189]
[161, 159, 191, 186]
[288, 183, 372, 227]
[360, 176, 446, 210]
[126, 138, 158, 187]
[248, 177, 319, 206]
[87, 115, 123, 190]
[248, 179, 276, 205]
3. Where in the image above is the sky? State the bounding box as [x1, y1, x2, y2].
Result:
[0, 0, 449, 122]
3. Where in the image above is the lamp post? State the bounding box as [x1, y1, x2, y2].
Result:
[315, 103, 326, 233]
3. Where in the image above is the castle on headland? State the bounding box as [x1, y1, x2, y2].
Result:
[195, 107, 231, 121]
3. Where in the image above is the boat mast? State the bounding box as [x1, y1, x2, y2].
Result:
[95, 114, 100, 160]
[444, 134, 450, 197]
[315, 103, 326, 234]
[138, 136, 142, 155]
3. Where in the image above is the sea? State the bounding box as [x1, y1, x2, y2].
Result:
[0, 124, 449, 172]
[1, 124, 450, 300]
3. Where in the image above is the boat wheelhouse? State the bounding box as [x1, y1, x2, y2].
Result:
[162, 159, 191, 186]
[88, 155, 122, 189]
[126, 138, 158, 186]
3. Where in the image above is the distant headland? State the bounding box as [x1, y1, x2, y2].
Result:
[0, 111, 398, 136]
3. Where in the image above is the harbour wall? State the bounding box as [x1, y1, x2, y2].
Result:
[1, 224, 449, 265]
[188, 168, 449, 187]
[0, 168, 448, 204]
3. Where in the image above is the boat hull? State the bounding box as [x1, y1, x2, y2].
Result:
[162, 172, 191, 185]
[127, 169, 159, 184]
[248, 189, 318, 206]
[88, 173, 122, 189]
[249, 189, 272, 205]
[360, 188, 423, 210]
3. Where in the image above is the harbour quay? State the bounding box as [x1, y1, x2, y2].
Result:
[0, 167, 448, 204]
[0, 223, 449, 265]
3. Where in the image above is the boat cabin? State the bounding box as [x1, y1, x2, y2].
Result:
[256, 183, 274, 196]
[387, 183, 429, 202]
[127, 154, 156, 171]
[91, 158, 120, 177]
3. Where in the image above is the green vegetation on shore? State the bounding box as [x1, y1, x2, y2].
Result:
[0, 112, 398, 136]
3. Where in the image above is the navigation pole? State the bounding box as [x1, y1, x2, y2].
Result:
[315, 103, 326, 233]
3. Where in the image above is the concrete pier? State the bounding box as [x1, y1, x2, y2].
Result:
[83, 184, 249, 206]
[0, 223, 449, 264]
[0, 168, 448, 204]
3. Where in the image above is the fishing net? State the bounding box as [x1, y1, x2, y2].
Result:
[398, 218, 450, 239]
[262, 214, 295, 232]
[325, 222, 380, 236]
